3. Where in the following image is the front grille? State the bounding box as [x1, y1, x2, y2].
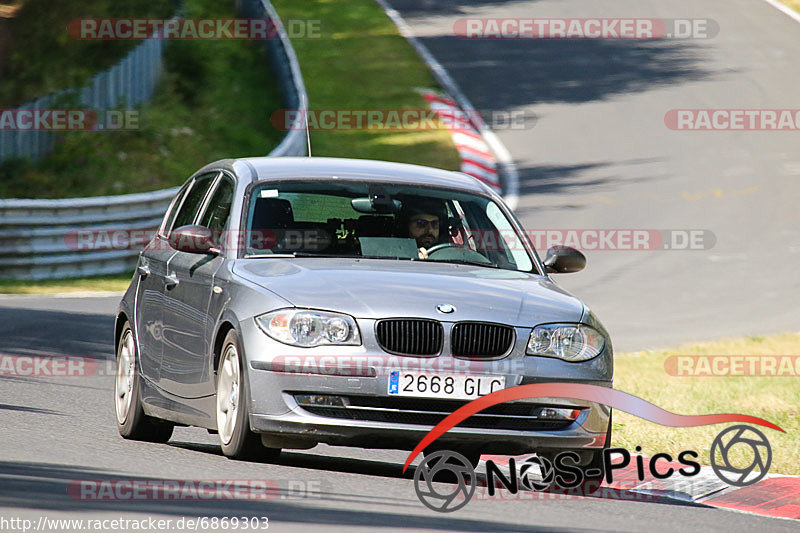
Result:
[451, 322, 515, 358]
[295, 395, 572, 431]
[376, 319, 443, 356]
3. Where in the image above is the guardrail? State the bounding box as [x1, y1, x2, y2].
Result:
[0, 0, 308, 280]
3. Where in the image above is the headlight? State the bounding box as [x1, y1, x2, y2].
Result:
[255, 309, 361, 347]
[526, 324, 605, 362]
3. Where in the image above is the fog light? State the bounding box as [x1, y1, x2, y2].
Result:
[537, 407, 581, 421]
[295, 394, 346, 407]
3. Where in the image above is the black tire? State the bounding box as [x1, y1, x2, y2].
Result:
[115, 322, 174, 442]
[216, 329, 280, 461]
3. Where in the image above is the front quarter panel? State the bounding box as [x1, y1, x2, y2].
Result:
[206, 260, 294, 395]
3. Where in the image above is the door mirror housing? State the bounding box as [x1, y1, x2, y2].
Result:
[543, 246, 586, 274]
[169, 225, 220, 255]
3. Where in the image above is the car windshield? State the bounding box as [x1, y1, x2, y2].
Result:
[243, 181, 536, 272]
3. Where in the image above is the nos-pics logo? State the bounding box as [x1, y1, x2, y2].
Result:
[404, 383, 782, 513]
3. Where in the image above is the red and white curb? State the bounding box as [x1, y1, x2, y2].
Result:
[421, 91, 502, 193]
[477, 453, 800, 520]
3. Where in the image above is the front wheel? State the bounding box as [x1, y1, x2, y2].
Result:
[115, 323, 174, 442]
[216, 329, 280, 461]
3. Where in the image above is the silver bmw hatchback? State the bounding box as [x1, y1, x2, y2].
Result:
[114, 157, 612, 471]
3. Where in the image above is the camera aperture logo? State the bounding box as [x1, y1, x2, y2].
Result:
[407, 383, 782, 511]
[414, 451, 476, 512]
[710, 425, 772, 487]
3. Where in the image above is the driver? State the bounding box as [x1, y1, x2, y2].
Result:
[400, 200, 447, 259]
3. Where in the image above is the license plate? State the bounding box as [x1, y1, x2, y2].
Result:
[387, 371, 505, 400]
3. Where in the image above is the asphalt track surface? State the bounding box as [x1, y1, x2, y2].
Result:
[1, 295, 797, 532]
[2, 0, 800, 531]
[392, 0, 800, 351]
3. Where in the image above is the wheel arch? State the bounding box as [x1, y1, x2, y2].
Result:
[213, 321, 237, 375]
[114, 311, 130, 351]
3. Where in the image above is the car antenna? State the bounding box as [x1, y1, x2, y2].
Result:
[302, 94, 312, 157]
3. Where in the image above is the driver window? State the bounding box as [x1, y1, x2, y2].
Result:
[160, 183, 191, 237]
[485, 202, 532, 271]
[199, 176, 235, 233]
[168, 172, 218, 235]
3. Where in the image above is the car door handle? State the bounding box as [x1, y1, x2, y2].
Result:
[164, 273, 179, 290]
[137, 263, 151, 278]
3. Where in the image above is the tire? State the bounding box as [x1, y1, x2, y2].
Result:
[115, 322, 174, 442]
[216, 329, 280, 461]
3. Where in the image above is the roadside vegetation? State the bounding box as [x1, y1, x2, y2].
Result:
[1, 0, 460, 200]
[0, 0, 284, 198]
[0, 0, 176, 107]
[781, 0, 800, 14]
[614, 333, 800, 475]
[270, 0, 460, 170]
[1, 0, 462, 286]
[0, 274, 131, 294]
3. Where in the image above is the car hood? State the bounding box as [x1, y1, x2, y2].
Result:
[233, 258, 584, 326]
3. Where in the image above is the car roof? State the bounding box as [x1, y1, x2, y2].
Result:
[199, 157, 492, 195]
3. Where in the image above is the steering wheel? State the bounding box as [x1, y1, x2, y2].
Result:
[425, 243, 453, 256]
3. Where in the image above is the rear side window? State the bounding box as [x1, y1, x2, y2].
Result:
[169, 172, 218, 234]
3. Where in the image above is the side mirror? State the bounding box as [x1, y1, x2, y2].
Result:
[169, 225, 220, 255]
[543, 246, 586, 274]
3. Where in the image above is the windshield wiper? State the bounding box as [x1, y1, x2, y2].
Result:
[431, 259, 503, 269]
[358, 255, 414, 261]
[244, 252, 332, 258]
[245, 252, 415, 260]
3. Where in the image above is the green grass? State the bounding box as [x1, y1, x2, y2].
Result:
[0, 274, 131, 294]
[0, 0, 176, 107]
[270, 0, 461, 170]
[614, 333, 800, 475]
[0, 0, 284, 198]
[781, 0, 800, 13]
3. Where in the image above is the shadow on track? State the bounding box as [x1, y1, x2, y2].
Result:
[388, 0, 545, 17]
[0, 403, 64, 416]
[169, 441, 413, 481]
[0, 460, 582, 532]
[0, 307, 113, 361]
[167, 441, 707, 511]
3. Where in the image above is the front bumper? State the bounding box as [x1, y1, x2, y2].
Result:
[240, 317, 613, 455]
